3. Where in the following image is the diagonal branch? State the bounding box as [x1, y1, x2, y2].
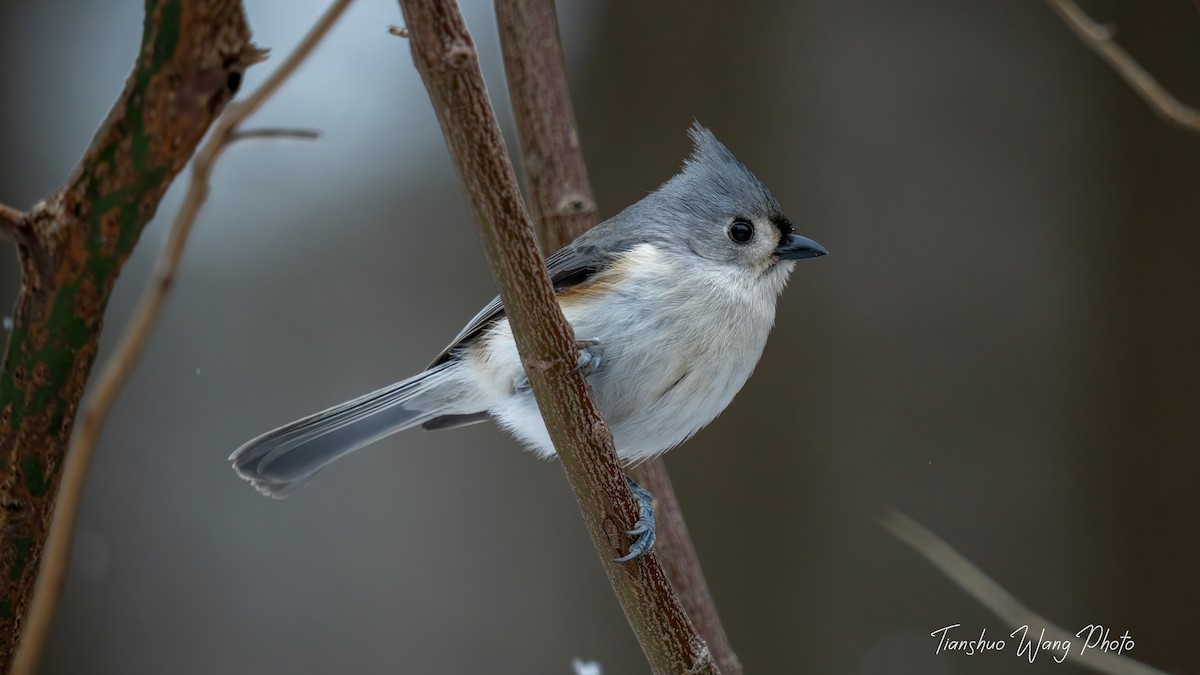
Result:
[396, 1, 717, 672]
[10, 3, 352, 673]
[883, 509, 1168, 675]
[1044, 0, 1200, 133]
[495, 1, 741, 672]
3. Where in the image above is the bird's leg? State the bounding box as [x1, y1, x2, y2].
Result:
[613, 476, 657, 563]
[514, 338, 602, 392]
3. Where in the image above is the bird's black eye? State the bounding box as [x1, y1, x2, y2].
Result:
[728, 220, 754, 243]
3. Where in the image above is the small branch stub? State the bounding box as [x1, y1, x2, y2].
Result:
[0, 204, 27, 243]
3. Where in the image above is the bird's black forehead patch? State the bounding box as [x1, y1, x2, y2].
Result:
[770, 215, 795, 244]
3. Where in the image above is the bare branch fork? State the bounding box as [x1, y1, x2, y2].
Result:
[494, 1, 741, 672]
[8, 2, 352, 673]
[1044, 0, 1200, 133]
[397, 0, 717, 672]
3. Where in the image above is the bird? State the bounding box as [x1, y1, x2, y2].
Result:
[230, 123, 826, 561]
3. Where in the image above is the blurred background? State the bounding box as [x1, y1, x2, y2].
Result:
[2, 0, 1198, 673]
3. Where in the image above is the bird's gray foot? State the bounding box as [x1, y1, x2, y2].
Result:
[514, 338, 602, 392]
[572, 337, 602, 376]
[613, 477, 656, 563]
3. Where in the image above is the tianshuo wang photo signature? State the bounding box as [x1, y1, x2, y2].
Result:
[931, 623, 1135, 664]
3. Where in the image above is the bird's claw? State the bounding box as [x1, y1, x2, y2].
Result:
[572, 338, 602, 377]
[613, 477, 656, 563]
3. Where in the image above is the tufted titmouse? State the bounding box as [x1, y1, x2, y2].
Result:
[231, 123, 826, 561]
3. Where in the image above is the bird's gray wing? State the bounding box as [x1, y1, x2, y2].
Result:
[427, 239, 618, 369]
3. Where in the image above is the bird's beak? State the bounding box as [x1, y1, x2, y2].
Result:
[775, 233, 828, 260]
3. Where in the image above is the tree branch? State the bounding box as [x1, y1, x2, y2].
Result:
[495, 2, 740, 672]
[883, 508, 1168, 675]
[0, 2, 260, 667]
[1044, 0, 1200, 133]
[494, 0, 596, 252]
[396, 1, 717, 672]
[626, 462, 741, 674]
[10, 4, 351, 673]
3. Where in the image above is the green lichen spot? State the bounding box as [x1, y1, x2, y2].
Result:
[10, 537, 32, 581]
[26, 283, 82, 419]
[20, 455, 47, 498]
[152, 1, 182, 72]
[0, 313, 31, 428]
[131, 0, 183, 173]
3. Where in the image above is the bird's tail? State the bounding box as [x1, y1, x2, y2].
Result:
[230, 364, 457, 498]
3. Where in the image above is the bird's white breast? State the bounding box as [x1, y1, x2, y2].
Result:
[467, 243, 787, 463]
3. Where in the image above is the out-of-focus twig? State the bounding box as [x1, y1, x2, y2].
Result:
[494, 0, 596, 251]
[883, 508, 1168, 675]
[12, 2, 353, 673]
[229, 127, 321, 142]
[1044, 0, 1200, 133]
[397, 0, 717, 672]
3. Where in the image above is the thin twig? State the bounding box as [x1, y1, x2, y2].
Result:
[1044, 0, 1200, 133]
[11, 2, 351, 673]
[882, 508, 1168, 675]
[396, 1, 717, 672]
[495, 1, 740, 671]
[229, 127, 321, 142]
